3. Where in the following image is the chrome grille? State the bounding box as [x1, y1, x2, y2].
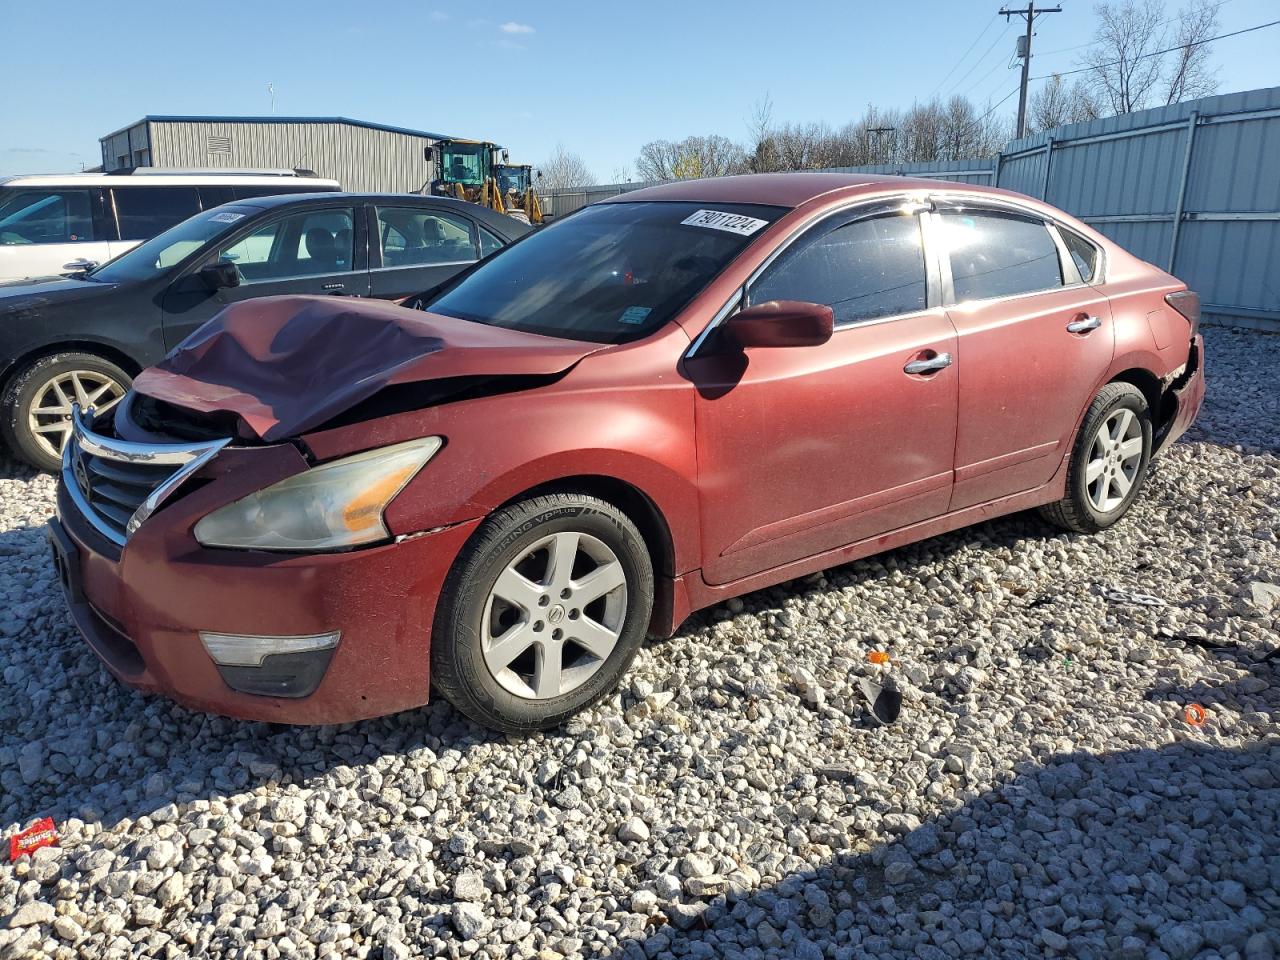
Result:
[62, 406, 229, 546]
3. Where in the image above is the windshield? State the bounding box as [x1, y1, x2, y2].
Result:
[90, 205, 257, 284]
[441, 147, 485, 185]
[426, 201, 782, 343]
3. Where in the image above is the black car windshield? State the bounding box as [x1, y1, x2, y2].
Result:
[426, 201, 783, 343]
[90, 205, 258, 284]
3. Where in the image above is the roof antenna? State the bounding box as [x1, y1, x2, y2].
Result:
[267, 81, 275, 116]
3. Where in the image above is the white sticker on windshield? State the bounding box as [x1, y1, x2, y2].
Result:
[619, 306, 652, 325]
[209, 212, 245, 224]
[680, 209, 768, 236]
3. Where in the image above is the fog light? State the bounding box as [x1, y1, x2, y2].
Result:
[200, 631, 340, 667]
[200, 631, 340, 699]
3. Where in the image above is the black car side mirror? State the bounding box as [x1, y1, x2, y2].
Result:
[725, 300, 834, 349]
[198, 261, 241, 291]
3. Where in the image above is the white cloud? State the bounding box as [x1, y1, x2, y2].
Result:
[499, 21, 535, 34]
[429, 10, 448, 21]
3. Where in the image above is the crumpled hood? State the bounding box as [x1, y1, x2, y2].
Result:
[132, 295, 602, 442]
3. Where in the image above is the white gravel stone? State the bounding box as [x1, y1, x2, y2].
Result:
[0, 327, 1274, 959]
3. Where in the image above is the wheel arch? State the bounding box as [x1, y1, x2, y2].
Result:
[1, 340, 143, 395]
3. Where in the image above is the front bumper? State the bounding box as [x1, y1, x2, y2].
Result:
[52, 479, 481, 725]
[1154, 333, 1206, 454]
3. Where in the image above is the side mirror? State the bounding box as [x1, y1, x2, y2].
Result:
[198, 260, 241, 291]
[725, 300, 834, 349]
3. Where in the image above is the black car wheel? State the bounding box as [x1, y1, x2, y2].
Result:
[2, 352, 131, 471]
[431, 492, 654, 733]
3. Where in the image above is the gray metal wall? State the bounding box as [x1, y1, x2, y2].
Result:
[545, 86, 1280, 329]
[146, 121, 437, 193]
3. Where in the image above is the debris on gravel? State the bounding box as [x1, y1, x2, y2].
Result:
[0, 326, 1276, 959]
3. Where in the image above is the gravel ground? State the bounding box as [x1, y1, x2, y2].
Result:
[0, 325, 1277, 960]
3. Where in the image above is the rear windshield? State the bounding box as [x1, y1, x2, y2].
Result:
[90, 205, 258, 284]
[426, 201, 783, 343]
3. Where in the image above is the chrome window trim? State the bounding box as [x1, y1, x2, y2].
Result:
[237, 268, 358, 287]
[369, 260, 475, 273]
[63, 406, 229, 545]
[686, 192, 930, 358]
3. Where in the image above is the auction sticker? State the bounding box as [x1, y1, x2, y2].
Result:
[209, 212, 246, 224]
[680, 209, 769, 236]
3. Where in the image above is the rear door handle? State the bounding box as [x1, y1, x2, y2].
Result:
[1067, 315, 1102, 333]
[904, 352, 953, 375]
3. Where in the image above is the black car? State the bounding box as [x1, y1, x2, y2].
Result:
[0, 193, 529, 469]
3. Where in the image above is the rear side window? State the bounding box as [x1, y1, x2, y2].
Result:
[478, 225, 505, 258]
[0, 189, 96, 244]
[113, 187, 201, 241]
[377, 207, 477, 267]
[939, 209, 1063, 302]
[1060, 228, 1100, 282]
[750, 212, 928, 325]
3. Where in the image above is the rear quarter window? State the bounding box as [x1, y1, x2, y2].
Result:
[1060, 228, 1101, 283]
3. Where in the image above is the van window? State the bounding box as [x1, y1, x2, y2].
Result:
[112, 187, 201, 241]
[0, 189, 96, 244]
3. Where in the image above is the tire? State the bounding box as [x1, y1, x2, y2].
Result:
[1039, 382, 1152, 534]
[1, 352, 131, 472]
[431, 492, 654, 733]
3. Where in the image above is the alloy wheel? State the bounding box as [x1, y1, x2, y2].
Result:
[1085, 407, 1144, 513]
[480, 531, 628, 700]
[28, 370, 125, 460]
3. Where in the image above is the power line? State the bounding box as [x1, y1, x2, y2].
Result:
[1031, 15, 1279, 81]
[947, 23, 1016, 98]
[929, 14, 1001, 99]
[1034, 0, 1240, 59]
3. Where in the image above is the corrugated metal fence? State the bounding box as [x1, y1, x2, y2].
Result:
[545, 86, 1280, 330]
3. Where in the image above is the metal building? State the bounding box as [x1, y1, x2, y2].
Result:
[98, 116, 452, 193]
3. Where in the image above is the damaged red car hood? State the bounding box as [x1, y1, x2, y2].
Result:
[132, 296, 603, 442]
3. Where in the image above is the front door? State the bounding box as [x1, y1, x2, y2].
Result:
[161, 204, 369, 349]
[931, 203, 1115, 510]
[686, 204, 959, 586]
[367, 205, 481, 301]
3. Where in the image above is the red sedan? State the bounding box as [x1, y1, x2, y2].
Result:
[50, 174, 1205, 731]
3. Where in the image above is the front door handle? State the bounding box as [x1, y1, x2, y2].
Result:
[1067, 314, 1102, 334]
[904, 352, 953, 375]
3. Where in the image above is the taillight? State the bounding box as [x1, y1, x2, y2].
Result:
[1165, 290, 1200, 338]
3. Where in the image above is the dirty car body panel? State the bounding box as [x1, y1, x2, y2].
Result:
[51, 174, 1205, 724]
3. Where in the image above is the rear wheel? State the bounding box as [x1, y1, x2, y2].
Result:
[2, 353, 130, 471]
[431, 492, 653, 732]
[1040, 382, 1152, 534]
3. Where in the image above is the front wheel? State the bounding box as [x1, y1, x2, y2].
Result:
[2, 352, 131, 471]
[1040, 382, 1152, 534]
[431, 492, 654, 732]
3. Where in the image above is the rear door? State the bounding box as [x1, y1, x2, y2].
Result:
[932, 200, 1114, 510]
[160, 202, 369, 349]
[368, 204, 481, 301]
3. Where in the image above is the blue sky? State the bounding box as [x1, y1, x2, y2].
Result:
[2, 0, 1277, 180]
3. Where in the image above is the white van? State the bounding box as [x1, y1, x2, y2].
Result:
[0, 169, 341, 282]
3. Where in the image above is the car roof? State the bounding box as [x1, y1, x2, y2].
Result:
[0, 173, 341, 188]
[226, 192, 532, 236]
[604, 172, 991, 209]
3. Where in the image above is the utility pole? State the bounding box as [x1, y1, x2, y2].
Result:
[868, 126, 896, 164]
[1000, 1, 1061, 138]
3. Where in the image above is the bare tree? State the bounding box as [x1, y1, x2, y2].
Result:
[1082, 0, 1220, 114]
[745, 94, 783, 173]
[1028, 74, 1103, 133]
[635, 135, 746, 180]
[537, 144, 595, 192]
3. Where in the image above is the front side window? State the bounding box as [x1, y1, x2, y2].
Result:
[377, 208, 476, 267]
[113, 187, 202, 241]
[939, 209, 1063, 302]
[215, 207, 355, 282]
[427, 201, 782, 344]
[0, 189, 95, 244]
[749, 212, 928, 325]
[1060, 228, 1100, 283]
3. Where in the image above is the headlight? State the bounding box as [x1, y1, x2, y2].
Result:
[193, 437, 442, 551]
